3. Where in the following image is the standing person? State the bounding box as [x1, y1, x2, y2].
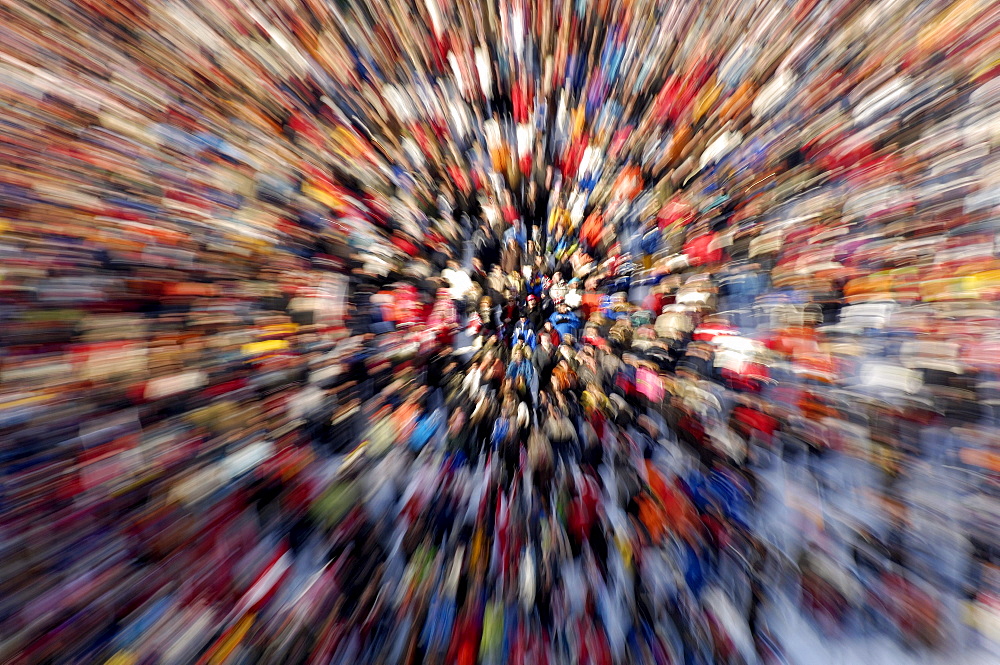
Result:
[477, 296, 498, 339]
[428, 288, 459, 348]
[443, 260, 474, 314]
[533, 332, 558, 393]
[493, 394, 523, 492]
[525, 295, 547, 331]
[512, 315, 537, 350]
[473, 222, 500, 267]
[545, 402, 580, 464]
[523, 266, 544, 299]
[470, 257, 490, 294]
[503, 217, 527, 250]
[524, 240, 540, 269]
[469, 390, 497, 463]
[487, 264, 507, 306]
[445, 408, 471, 461]
[500, 290, 520, 344]
[548, 271, 569, 305]
[550, 301, 582, 341]
[501, 238, 522, 275]
[506, 346, 536, 404]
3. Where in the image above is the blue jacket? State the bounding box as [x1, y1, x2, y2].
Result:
[420, 589, 455, 652]
[503, 224, 527, 249]
[506, 359, 535, 386]
[410, 409, 444, 452]
[512, 320, 537, 349]
[549, 310, 581, 340]
[491, 416, 512, 448]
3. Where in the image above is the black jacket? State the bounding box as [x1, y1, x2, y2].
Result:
[533, 344, 557, 388]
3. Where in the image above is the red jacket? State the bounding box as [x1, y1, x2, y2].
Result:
[731, 405, 779, 441]
[683, 233, 724, 267]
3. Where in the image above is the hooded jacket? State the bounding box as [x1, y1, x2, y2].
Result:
[549, 308, 581, 340]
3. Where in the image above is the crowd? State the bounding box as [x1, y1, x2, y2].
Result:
[1, 0, 999, 663]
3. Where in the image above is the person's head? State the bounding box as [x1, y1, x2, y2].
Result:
[512, 346, 523, 362]
[553, 271, 563, 283]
